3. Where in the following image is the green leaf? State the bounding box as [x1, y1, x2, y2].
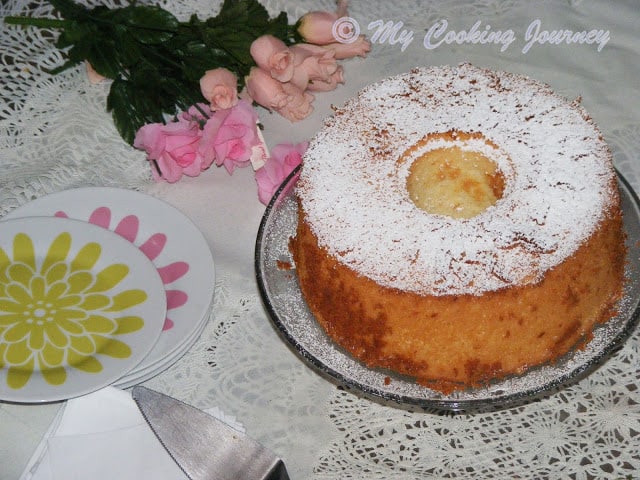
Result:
[263, 11, 292, 43]
[216, 0, 270, 26]
[48, 0, 89, 20]
[62, 42, 91, 66]
[119, 5, 179, 45]
[55, 20, 94, 48]
[107, 78, 165, 145]
[85, 40, 127, 80]
[109, 25, 143, 68]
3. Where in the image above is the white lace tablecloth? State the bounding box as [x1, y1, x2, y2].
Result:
[2, 0, 640, 478]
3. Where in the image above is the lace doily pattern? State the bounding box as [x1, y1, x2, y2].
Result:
[0, 1, 152, 217]
[314, 326, 640, 479]
[610, 124, 640, 190]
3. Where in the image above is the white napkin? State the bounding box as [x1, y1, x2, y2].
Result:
[20, 387, 244, 480]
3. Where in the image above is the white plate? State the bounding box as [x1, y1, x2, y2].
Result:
[5, 187, 215, 385]
[0, 217, 166, 402]
[114, 313, 211, 388]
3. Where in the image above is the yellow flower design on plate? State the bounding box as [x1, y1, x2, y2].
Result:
[0, 232, 147, 389]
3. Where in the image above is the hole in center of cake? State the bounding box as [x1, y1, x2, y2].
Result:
[406, 141, 506, 219]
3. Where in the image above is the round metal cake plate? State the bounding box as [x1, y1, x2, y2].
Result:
[255, 167, 640, 411]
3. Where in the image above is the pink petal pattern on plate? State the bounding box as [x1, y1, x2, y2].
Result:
[114, 215, 140, 243]
[56, 207, 190, 332]
[88, 207, 112, 228]
[166, 290, 188, 309]
[157, 262, 190, 284]
[139, 233, 167, 261]
[164, 290, 189, 330]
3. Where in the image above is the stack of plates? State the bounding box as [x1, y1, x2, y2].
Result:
[1, 188, 215, 402]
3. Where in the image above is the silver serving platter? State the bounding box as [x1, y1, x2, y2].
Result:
[255, 167, 640, 411]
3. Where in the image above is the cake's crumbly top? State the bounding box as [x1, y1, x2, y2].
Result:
[296, 63, 618, 296]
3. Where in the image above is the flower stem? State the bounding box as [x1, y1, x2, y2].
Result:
[4, 16, 69, 29]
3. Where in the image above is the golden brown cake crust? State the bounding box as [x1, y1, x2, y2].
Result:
[292, 200, 625, 392]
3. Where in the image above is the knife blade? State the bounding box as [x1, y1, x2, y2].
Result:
[132, 386, 290, 480]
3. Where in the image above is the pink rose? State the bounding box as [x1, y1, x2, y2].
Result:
[199, 67, 239, 111]
[321, 35, 371, 59]
[275, 82, 314, 122]
[307, 66, 344, 92]
[134, 119, 210, 183]
[255, 142, 308, 205]
[289, 43, 339, 90]
[297, 0, 348, 45]
[245, 67, 292, 111]
[199, 100, 260, 174]
[250, 35, 294, 82]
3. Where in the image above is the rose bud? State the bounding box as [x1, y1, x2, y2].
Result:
[245, 67, 292, 110]
[199, 67, 239, 111]
[296, 0, 348, 45]
[250, 35, 294, 82]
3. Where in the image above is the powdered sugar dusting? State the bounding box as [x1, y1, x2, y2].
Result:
[297, 64, 617, 296]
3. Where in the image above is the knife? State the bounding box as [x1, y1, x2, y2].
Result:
[132, 386, 290, 480]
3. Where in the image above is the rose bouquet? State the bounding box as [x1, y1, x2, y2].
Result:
[5, 0, 370, 203]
